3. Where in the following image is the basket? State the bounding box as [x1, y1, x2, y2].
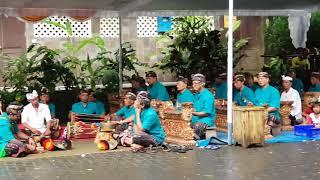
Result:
[294, 125, 320, 138]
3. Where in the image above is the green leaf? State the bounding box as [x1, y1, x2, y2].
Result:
[65, 20, 73, 36]
[44, 20, 66, 31]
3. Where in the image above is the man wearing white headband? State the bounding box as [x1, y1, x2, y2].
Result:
[280, 75, 303, 125]
[22, 90, 59, 139]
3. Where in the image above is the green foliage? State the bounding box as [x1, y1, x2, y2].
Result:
[264, 17, 295, 55]
[1, 44, 77, 92]
[101, 70, 120, 93]
[0, 90, 26, 105]
[43, 19, 139, 91]
[307, 12, 320, 47]
[155, 16, 248, 83]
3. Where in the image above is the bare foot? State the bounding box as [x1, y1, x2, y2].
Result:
[264, 135, 274, 139]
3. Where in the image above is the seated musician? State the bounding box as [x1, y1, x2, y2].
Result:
[111, 92, 136, 131]
[145, 71, 170, 101]
[191, 74, 215, 140]
[0, 102, 37, 158]
[69, 89, 98, 120]
[214, 73, 227, 100]
[119, 91, 165, 151]
[308, 72, 320, 92]
[254, 72, 281, 138]
[131, 75, 147, 94]
[39, 88, 56, 118]
[176, 76, 194, 110]
[22, 90, 60, 139]
[280, 75, 303, 125]
[88, 89, 106, 115]
[244, 72, 259, 92]
[288, 69, 304, 97]
[233, 74, 255, 106]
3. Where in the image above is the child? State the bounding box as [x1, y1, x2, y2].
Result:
[307, 97, 320, 127]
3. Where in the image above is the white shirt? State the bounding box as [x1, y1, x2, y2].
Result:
[309, 113, 320, 125]
[280, 87, 302, 119]
[21, 103, 52, 133]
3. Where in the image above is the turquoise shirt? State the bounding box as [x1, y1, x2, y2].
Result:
[233, 86, 255, 106]
[134, 107, 166, 144]
[0, 115, 19, 156]
[254, 85, 281, 121]
[215, 82, 227, 100]
[40, 101, 56, 116]
[95, 100, 106, 115]
[116, 105, 135, 119]
[71, 102, 97, 114]
[48, 103, 56, 116]
[176, 89, 194, 109]
[308, 84, 320, 92]
[292, 78, 304, 95]
[192, 88, 215, 127]
[147, 81, 170, 101]
[248, 83, 259, 92]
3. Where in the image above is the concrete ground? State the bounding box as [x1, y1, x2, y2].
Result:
[0, 139, 128, 162]
[1, 141, 320, 180]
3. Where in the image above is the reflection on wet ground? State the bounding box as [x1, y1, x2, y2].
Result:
[0, 142, 320, 180]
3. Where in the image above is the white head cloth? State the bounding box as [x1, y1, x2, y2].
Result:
[282, 75, 293, 81]
[26, 90, 38, 100]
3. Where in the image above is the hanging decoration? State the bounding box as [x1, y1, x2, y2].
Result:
[20, 16, 48, 22]
[71, 16, 92, 22]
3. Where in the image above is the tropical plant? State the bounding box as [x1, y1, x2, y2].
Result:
[264, 17, 295, 55]
[262, 56, 289, 87]
[154, 16, 248, 83]
[307, 12, 320, 47]
[44, 19, 139, 90]
[1, 44, 77, 92]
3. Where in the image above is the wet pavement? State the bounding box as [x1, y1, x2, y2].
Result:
[1, 142, 320, 180]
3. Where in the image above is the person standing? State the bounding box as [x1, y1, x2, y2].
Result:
[280, 76, 303, 125]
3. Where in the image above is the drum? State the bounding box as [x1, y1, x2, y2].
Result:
[233, 106, 267, 148]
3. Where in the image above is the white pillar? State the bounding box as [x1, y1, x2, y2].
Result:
[227, 0, 234, 145]
[118, 16, 123, 92]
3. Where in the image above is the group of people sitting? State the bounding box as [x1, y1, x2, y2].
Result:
[0, 89, 61, 158]
[1, 68, 320, 157]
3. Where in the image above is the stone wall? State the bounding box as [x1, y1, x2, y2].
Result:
[1, 16, 266, 85]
